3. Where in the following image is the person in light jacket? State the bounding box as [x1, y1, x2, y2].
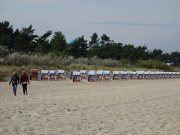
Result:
[20, 71, 30, 95]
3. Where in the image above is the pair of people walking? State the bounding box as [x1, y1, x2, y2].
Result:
[9, 71, 30, 96]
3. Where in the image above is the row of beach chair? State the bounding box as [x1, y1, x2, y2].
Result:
[30, 69, 180, 82]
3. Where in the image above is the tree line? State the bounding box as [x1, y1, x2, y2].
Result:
[1, 21, 180, 66]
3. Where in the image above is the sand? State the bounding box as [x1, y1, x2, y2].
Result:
[0, 79, 180, 135]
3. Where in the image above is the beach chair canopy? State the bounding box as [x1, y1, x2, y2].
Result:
[58, 70, 65, 73]
[131, 72, 137, 75]
[73, 72, 80, 75]
[41, 70, 49, 74]
[113, 71, 119, 74]
[88, 70, 96, 75]
[104, 71, 111, 75]
[49, 70, 56, 74]
[120, 71, 127, 74]
[96, 70, 103, 74]
[80, 70, 87, 74]
[136, 71, 144, 74]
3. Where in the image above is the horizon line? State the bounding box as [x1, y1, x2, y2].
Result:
[91, 22, 180, 27]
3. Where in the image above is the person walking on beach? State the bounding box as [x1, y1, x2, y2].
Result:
[20, 71, 30, 95]
[9, 71, 19, 96]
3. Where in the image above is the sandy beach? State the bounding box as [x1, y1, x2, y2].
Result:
[0, 79, 180, 135]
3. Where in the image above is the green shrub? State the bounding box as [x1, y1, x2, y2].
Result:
[135, 59, 173, 71]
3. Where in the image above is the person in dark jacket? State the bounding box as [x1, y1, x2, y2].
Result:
[9, 71, 19, 96]
[20, 71, 30, 95]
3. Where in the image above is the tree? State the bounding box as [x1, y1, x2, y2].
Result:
[122, 44, 136, 61]
[109, 43, 123, 59]
[69, 36, 88, 58]
[100, 34, 110, 46]
[0, 21, 14, 49]
[36, 30, 52, 54]
[135, 45, 148, 60]
[89, 33, 99, 48]
[150, 49, 163, 60]
[13, 25, 38, 52]
[50, 31, 68, 56]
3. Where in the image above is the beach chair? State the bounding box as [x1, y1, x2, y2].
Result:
[155, 72, 160, 79]
[177, 72, 180, 79]
[73, 71, 82, 82]
[57, 70, 66, 80]
[144, 71, 150, 80]
[159, 72, 164, 79]
[164, 72, 169, 79]
[129, 72, 137, 80]
[96, 70, 103, 82]
[30, 69, 40, 81]
[41, 70, 49, 81]
[88, 70, 96, 82]
[149, 72, 155, 80]
[112, 71, 120, 80]
[137, 71, 144, 80]
[103, 71, 111, 81]
[120, 71, 129, 80]
[80, 70, 87, 79]
[49, 70, 57, 81]
[70, 70, 76, 80]
[169, 72, 173, 79]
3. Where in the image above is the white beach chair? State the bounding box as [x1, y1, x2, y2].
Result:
[49, 70, 57, 81]
[96, 70, 104, 82]
[57, 70, 66, 80]
[149, 72, 155, 80]
[70, 70, 76, 80]
[155, 72, 160, 79]
[73, 71, 82, 82]
[41, 70, 49, 81]
[144, 71, 150, 80]
[120, 71, 129, 80]
[129, 72, 137, 80]
[112, 71, 120, 80]
[159, 72, 164, 79]
[88, 70, 96, 82]
[136, 71, 144, 80]
[103, 71, 111, 81]
[80, 70, 88, 80]
[164, 72, 169, 79]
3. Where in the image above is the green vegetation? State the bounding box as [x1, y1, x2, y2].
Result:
[1, 20, 180, 80]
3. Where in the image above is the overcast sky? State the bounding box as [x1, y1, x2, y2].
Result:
[1, 0, 180, 53]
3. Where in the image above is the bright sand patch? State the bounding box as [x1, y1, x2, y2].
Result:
[0, 79, 180, 135]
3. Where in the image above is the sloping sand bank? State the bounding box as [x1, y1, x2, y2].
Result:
[0, 79, 180, 135]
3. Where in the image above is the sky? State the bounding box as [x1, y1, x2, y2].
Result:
[1, 0, 180, 53]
